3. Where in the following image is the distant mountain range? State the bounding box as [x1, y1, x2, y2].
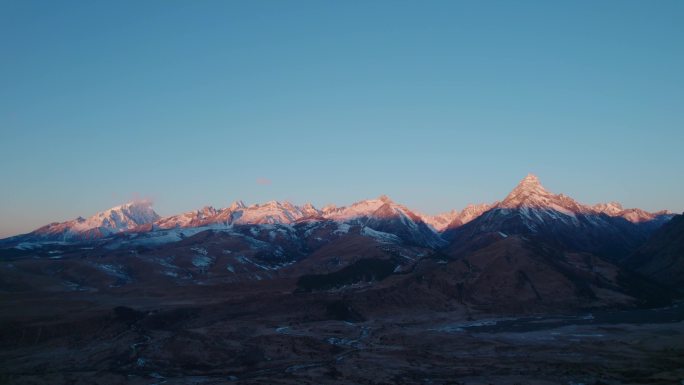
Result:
[1, 174, 673, 247]
[1, 174, 680, 312]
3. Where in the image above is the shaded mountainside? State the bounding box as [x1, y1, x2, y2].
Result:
[291, 232, 672, 314]
[1, 223, 672, 315]
[445, 207, 657, 262]
[437, 235, 670, 312]
[626, 214, 684, 290]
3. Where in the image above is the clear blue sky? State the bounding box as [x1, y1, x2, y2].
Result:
[1, 0, 682, 237]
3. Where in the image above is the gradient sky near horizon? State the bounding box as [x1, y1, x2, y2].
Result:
[1, 0, 683, 237]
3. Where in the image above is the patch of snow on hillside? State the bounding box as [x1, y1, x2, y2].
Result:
[361, 227, 401, 244]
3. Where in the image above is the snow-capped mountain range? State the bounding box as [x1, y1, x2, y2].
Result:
[2, 174, 673, 247]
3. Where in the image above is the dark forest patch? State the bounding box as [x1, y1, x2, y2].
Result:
[296, 258, 396, 292]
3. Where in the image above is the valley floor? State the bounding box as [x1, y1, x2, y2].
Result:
[1, 287, 683, 385]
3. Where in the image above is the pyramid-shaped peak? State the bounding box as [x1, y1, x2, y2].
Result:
[378, 195, 394, 203]
[229, 200, 246, 210]
[519, 173, 541, 186]
[500, 174, 554, 208]
[513, 173, 547, 192]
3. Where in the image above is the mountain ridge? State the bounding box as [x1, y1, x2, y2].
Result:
[1, 175, 673, 248]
